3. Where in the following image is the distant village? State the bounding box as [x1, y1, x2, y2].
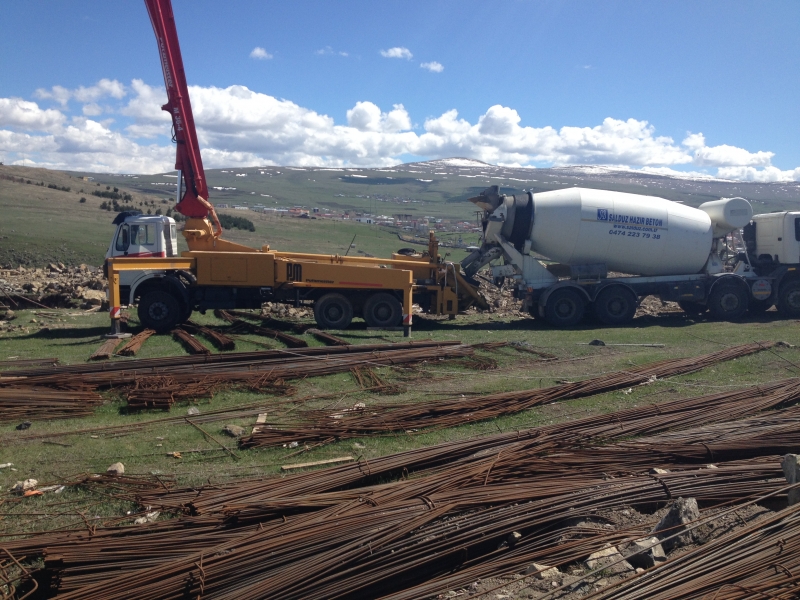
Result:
[213, 199, 482, 238]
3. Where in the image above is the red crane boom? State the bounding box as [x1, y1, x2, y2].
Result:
[144, 0, 221, 235]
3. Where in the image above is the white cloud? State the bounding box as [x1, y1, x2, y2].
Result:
[82, 103, 103, 116]
[316, 46, 349, 57]
[420, 61, 444, 73]
[250, 47, 272, 60]
[34, 85, 71, 106]
[346, 102, 411, 133]
[0, 98, 65, 130]
[716, 165, 800, 183]
[2, 79, 798, 181]
[34, 79, 126, 106]
[381, 47, 412, 60]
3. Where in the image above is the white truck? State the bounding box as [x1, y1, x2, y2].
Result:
[462, 186, 800, 326]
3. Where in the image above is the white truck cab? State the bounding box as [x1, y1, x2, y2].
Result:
[750, 211, 800, 265]
[106, 212, 178, 262]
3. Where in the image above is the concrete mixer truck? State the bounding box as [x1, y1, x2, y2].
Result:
[462, 186, 800, 327]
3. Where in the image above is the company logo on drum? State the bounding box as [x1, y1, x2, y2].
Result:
[597, 209, 609, 221]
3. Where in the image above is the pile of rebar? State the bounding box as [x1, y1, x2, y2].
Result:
[241, 341, 776, 448]
[3, 350, 800, 598]
[0, 386, 103, 422]
[0, 340, 470, 413]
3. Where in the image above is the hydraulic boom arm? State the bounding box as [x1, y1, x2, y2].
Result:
[144, 0, 222, 236]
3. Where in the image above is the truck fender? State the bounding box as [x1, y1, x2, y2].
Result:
[589, 282, 638, 304]
[708, 274, 749, 296]
[130, 273, 189, 307]
[537, 282, 592, 314]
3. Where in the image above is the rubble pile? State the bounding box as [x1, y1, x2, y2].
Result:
[0, 263, 106, 310]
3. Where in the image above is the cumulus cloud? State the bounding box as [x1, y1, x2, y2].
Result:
[0, 98, 65, 130]
[346, 102, 411, 133]
[1, 79, 797, 181]
[250, 47, 272, 60]
[420, 61, 444, 73]
[380, 47, 412, 60]
[34, 79, 126, 106]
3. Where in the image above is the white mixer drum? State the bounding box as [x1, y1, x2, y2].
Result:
[529, 188, 714, 276]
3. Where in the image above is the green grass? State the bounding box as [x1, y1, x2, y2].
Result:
[0, 306, 799, 537]
[2, 163, 800, 536]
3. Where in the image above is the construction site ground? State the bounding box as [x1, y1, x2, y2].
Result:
[0, 284, 798, 598]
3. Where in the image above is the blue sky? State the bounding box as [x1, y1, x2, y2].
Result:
[1, 0, 798, 181]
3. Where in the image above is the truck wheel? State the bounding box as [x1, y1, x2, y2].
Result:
[363, 293, 402, 328]
[544, 288, 585, 327]
[314, 293, 354, 330]
[778, 280, 800, 317]
[594, 287, 637, 326]
[678, 301, 707, 316]
[708, 283, 748, 321]
[138, 290, 181, 332]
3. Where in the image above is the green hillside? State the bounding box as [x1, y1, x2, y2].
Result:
[1, 160, 798, 268]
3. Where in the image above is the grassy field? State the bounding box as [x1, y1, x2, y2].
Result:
[0, 305, 798, 536]
[1, 162, 800, 538]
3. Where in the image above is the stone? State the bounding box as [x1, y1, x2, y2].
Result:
[624, 536, 666, 569]
[15, 421, 31, 430]
[106, 462, 125, 476]
[11, 479, 38, 495]
[584, 545, 634, 574]
[525, 563, 560, 579]
[651, 497, 700, 552]
[133, 510, 160, 525]
[782, 454, 800, 505]
[80, 289, 106, 305]
[649, 467, 670, 474]
[507, 531, 522, 547]
[187, 407, 200, 416]
[222, 424, 246, 437]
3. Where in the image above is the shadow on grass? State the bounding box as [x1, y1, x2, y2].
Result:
[15, 325, 113, 341]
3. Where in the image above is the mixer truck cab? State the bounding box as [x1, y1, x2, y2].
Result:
[462, 186, 800, 328]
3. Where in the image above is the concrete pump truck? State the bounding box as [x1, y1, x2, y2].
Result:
[104, 0, 488, 338]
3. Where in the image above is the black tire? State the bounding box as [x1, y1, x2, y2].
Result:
[748, 299, 773, 315]
[678, 301, 707, 316]
[138, 290, 181, 332]
[544, 287, 585, 327]
[707, 283, 748, 321]
[314, 293, 354, 329]
[363, 293, 402, 328]
[778, 280, 800, 318]
[594, 286, 637, 326]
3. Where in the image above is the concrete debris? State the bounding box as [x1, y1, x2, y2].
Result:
[649, 467, 670, 474]
[0, 463, 13, 469]
[133, 510, 160, 525]
[222, 425, 246, 437]
[623, 536, 666, 569]
[651, 497, 700, 552]
[11, 479, 38, 495]
[525, 563, 560, 578]
[584, 545, 635, 574]
[0, 263, 107, 314]
[106, 462, 125, 477]
[262, 302, 312, 320]
[187, 407, 200, 416]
